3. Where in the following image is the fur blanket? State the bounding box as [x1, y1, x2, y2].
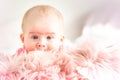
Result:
[0, 40, 120, 80]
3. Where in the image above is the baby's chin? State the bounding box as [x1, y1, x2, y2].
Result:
[28, 50, 47, 54]
[28, 50, 58, 55]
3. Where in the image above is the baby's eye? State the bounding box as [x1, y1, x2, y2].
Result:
[31, 35, 39, 40]
[46, 36, 54, 40]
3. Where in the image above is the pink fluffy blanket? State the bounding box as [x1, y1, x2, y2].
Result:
[0, 41, 120, 80]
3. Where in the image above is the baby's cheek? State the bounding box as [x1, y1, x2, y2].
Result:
[28, 48, 35, 52]
[47, 43, 60, 51]
[25, 44, 36, 52]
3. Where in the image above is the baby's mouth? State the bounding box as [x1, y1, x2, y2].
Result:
[34, 48, 47, 52]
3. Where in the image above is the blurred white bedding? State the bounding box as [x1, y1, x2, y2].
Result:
[76, 2, 120, 48]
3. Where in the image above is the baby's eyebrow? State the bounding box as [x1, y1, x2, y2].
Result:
[29, 32, 55, 35]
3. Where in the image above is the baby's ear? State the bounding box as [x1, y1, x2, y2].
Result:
[60, 35, 64, 42]
[20, 33, 24, 43]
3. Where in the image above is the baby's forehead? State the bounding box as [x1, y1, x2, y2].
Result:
[28, 31, 62, 38]
[22, 6, 64, 33]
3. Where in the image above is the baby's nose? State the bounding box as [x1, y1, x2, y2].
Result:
[36, 44, 46, 48]
[36, 39, 47, 50]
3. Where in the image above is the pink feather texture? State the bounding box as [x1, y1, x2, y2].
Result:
[0, 40, 120, 80]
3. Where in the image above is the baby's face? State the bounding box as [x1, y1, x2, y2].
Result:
[20, 16, 64, 53]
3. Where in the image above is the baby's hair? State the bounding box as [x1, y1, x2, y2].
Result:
[21, 5, 64, 33]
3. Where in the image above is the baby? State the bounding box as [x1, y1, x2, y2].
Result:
[16, 5, 68, 55]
